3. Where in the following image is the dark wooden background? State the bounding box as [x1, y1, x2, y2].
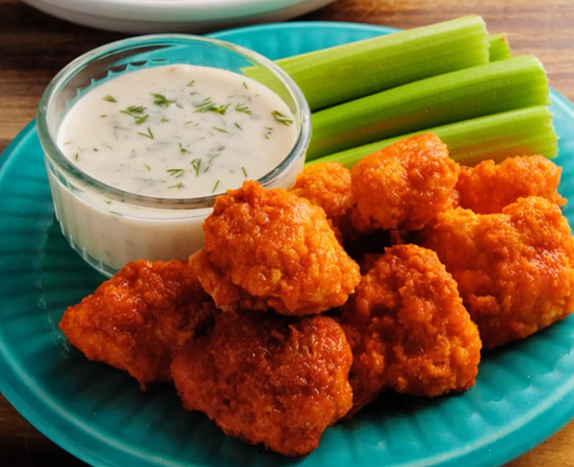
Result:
[1, 0, 574, 465]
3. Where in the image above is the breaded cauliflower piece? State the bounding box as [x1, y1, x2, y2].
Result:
[190, 181, 361, 316]
[340, 245, 481, 415]
[292, 162, 354, 238]
[60, 260, 215, 388]
[351, 134, 460, 232]
[171, 312, 353, 456]
[423, 197, 574, 349]
[457, 155, 565, 214]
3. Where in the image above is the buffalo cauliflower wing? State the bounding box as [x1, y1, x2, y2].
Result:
[171, 312, 353, 456]
[60, 260, 215, 388]
[292, 162, 354, 239]
[340, 245, 481, 415]
[190, 181, 361, 316]
[351, 133, 459, 232]
[456, 155, 565, 214]
[423, 197, 574, 349]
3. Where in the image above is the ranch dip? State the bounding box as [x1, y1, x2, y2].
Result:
[57, 64, 298, 199]
[45, 64, 304, 275]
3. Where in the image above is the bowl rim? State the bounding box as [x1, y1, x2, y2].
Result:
[26, 0, 322, 13]
[37, 33, 311, 211]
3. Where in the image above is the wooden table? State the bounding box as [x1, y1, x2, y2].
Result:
[1, 0, 574, 465]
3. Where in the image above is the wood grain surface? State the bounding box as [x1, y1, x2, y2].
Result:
[1, 0, 574, 465]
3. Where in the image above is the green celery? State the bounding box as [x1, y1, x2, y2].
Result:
[308, 55, 550, 160]
[308, 106, 557, 168]
[489, 33, 512, 61]
[249, 16, 489, 111]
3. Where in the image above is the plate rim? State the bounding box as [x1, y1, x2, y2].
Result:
[2, 21, 574, 467]
[21, 0, 337, 21]
[209, 20, 402, 37]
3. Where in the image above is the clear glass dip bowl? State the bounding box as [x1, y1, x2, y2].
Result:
[37, 34, 311, 278]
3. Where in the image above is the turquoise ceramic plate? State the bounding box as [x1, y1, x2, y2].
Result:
[1, 22, 574, 467]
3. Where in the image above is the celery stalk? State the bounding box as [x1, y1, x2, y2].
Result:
[250, 16, 489, 111]
[308, 106, 557, 168]
[308, 55, 550, 160]
[489, 33, 512, 61]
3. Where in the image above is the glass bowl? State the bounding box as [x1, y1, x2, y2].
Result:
[37, 34, 311, 277]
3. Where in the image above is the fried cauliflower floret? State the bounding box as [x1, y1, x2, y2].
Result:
[340, 245, 481, 415]
[60, 260, 215, 388]
[292, 162, 354, 238]
[171, 312, 353, 456]
[457, 155, 565, 214]
[423, 197, 574, 349]
[351, 134, 460, 232]
[190, 181, 361, 316]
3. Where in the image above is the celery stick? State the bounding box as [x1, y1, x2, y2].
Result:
[308, 106, 557, 168]
[308, 55, 550, 160]
[248, 16, 489, 111]
[489, 33, 512, 61]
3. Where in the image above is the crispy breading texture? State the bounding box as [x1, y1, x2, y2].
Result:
[341, 245, 481, 415]
[191, 181, 361, 316]
[292, 162, 354, 238]
[171, 312, 353, 456]
[457, 155, 565, 214]
[423, 197, 574, 349]
[59, 260, 215, 387]
[351, 133, 460, 232]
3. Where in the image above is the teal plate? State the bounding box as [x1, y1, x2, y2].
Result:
[1, 21, 574, 467]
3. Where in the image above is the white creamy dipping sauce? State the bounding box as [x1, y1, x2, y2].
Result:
[46, 64, 304, 276]
[57, 65, 298, 199]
